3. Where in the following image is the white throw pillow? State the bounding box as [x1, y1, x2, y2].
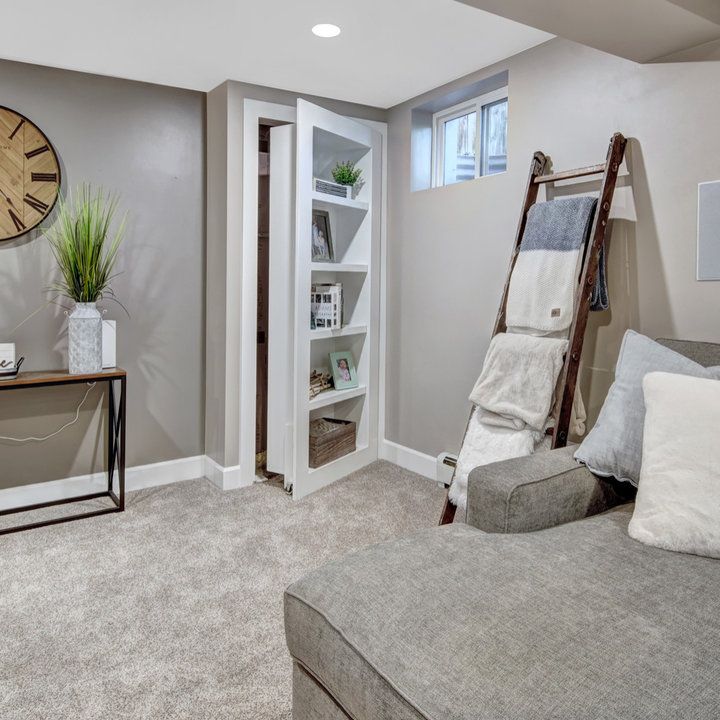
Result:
[628, 372, 720, 558]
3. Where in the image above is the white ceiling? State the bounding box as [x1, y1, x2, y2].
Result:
[456, 0, 720, 63]
[0, 0, 551, 108]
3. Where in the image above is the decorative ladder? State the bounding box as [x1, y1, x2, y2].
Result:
[439, 132, 627, 525]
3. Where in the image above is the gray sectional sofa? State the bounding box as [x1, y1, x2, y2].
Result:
[284, 340, 720, 720]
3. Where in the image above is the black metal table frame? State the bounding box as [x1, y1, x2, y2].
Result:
[0, 373, 126, 535]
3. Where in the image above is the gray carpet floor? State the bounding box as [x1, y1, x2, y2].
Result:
[0, 461, 444, 719]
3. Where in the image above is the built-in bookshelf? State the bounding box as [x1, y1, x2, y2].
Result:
[292, 100, 381, 499]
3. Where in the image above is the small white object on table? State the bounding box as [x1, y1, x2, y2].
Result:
[0, 343, 16, 373]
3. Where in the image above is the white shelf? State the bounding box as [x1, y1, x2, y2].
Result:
[309, 443, 370, 474]
[311, 262, 368, 273]
[312, 191, 369, 212]
[308, 385, 367, 410]
[310, 324, 367, 341]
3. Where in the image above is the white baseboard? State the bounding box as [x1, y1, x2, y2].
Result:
[0, 444, 435, 512]
[380, 440, 436, 480]
[202, 455, 253, 491]
[130, 455, 205, 491]
[0, 455, 204, 511]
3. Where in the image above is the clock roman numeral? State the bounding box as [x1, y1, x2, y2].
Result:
[25, 144, 49, 159]
[8, 208, 25, 232]
[31, 172, 58, 183]
[9, 118, 25, 140]
[24, 193, 49, 213]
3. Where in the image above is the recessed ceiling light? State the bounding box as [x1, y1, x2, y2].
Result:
[312, 23, 341, 38]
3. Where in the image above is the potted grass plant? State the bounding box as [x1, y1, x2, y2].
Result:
[46, 186, 125, 375]
[331, 160, 363, 199]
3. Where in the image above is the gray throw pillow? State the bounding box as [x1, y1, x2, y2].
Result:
[575, 330, 720, 486]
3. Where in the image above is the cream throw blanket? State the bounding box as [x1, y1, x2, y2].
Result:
[469, 333, 568, 431]
[449, 409, 551, 510]
[450, 333, 568, 510]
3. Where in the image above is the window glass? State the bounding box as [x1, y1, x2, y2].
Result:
[431, 88, 507, 187]
[442, 111, 476, 186]
[482, 99, 508, 175]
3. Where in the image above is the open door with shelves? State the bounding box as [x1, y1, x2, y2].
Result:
[291, 99, 382, 499]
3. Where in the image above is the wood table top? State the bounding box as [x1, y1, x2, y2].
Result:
[0, 368, 126, 390]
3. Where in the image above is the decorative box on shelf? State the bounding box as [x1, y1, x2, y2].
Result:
[311, 283, 343, 329]
[0, 342, 19, 379]
[0, 343, 15, 369]
[313, 177, 356, 201]
[309, 417, 356, 468]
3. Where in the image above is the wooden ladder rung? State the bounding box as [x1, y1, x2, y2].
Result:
[533, 163, 606, 184]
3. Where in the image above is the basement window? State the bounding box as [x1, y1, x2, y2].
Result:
[432, 87, 508, 187]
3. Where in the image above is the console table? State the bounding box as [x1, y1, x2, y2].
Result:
[0, 368, 126, 535]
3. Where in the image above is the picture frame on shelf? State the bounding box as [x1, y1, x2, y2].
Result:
[312, 209, 333, 262]
[329, 350, 358, 391]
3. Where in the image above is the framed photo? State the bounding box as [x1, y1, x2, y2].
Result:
[312, 210, 334, 262]
[329, 350, 358, 391]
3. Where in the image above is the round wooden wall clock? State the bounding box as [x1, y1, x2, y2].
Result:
[0, 106, 61, 242]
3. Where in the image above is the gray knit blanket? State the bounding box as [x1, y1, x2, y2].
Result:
[505, 196, 606, 335]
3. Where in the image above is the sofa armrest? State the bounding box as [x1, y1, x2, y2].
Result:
[465, 446, 633, 533]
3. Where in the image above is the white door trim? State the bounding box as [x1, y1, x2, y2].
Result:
[240, 99, 297, 489]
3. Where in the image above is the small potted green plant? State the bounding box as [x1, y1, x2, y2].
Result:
[313, 161, 365, 201]
[331, 161, 363, 199]
[47, 186, 125, 375]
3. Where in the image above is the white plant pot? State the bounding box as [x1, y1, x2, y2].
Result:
[313, 177, 357, 201]
[68, 302, 103, 375]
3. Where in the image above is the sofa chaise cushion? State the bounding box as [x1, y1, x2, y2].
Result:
[285, 506, 720, 720]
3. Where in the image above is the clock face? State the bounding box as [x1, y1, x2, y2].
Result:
[0, 106, 61, 242]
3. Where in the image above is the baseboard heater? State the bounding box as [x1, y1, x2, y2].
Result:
[436, 452, 457, 488]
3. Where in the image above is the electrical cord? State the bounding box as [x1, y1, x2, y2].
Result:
[0, 382, 97, 443]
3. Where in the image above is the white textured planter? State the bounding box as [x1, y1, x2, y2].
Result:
[313, 178, 359, 200]
[68, 302, 102, 375]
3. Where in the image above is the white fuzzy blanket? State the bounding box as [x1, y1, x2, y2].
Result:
[450, 333, 568, 510]
[469, 333, 568, 432]
[449, 408, 550, 510]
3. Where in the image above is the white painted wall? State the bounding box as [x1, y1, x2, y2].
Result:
[0, 60, 205, 490]
[385, 37, 720, 459]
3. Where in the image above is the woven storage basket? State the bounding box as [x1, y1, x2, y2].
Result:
[309, 418, 356, 468]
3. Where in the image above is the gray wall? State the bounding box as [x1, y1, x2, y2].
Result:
[205, 80, 385, 469]
[0, 60, 205, 488]
[386, 37, 720, 458]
